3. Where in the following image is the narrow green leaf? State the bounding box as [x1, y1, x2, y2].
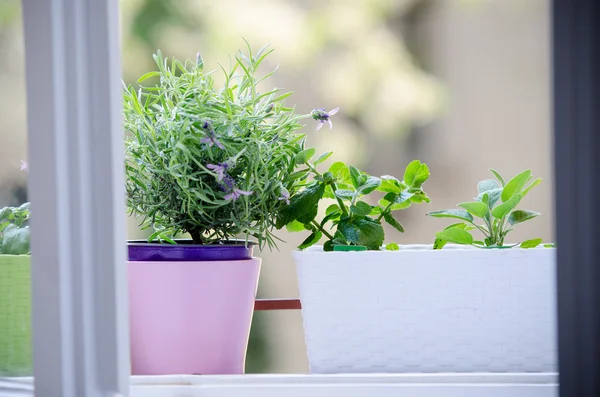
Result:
[349, 166, 361, 189]
[522, 177, 542, 198]
[520, 238, 542, 248]
[543, 243, 556, 248]
[137, 71, 161, 83]
[436, 227, 474, 245]
[489, 168, 506, 186]
[314, 151, 333, 166]
[457, 201, 489, 218]
[508, 210, 540, 225]
[491, 193, 523, 219]
[444, 222, 474, 231]
[383, 212, 404, 233]
[427, 209, 473, 223]
[501, 170, 532, 202]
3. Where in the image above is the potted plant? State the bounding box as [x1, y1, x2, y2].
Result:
[123, 44, 326, 375]
[286, 167, 556, 374]
[0, 202, 31, 376]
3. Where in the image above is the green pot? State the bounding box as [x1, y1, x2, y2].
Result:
[0, 255, 32, 376]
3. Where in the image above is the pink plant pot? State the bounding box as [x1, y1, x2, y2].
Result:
[128, 258, 261, 375]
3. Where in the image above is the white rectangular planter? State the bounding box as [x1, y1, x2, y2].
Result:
[294, 245, 557, 374]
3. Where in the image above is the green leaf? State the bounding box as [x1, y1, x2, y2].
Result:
[457, 201, 489, 218]
[508, 210, 540, 225]
[350, 201, 372, 216]
[358, 176, 382, 195]
[444, 222, 474, 231]
[522, 177, 542, 198]
[543, 243, 556, 248]
[377, 175, 404, 194]
[295, 148, 316, 164]
[335, 189, 356, 200]
[349, 166, 361, 189]
[491, 193, 523, 219]
[1, 224, 30, 255]
[427, 209, 473, 223]
[286, 219, 306, 233]
[383, 212, 404, 233]
[489, 169, 506, 186]
[386, 243, 400, 251]
[325, 204, 340, 215]
[314, 151, 333, 166]
[137, 71, 161, 83]
[501, 170, 532, 202]
[323, 240, 335, 251]
[478, 179, 500, 193]
[520, 238, 542, 248]
[298, 231, 323, 250]
[297, 205, 318, 224]
[436, 227, 474, 245]
[328, 161, 346, 175]
[338, 217, 385, 250]
[477, 188, 503, 208]
[403, 160, 430, 188]
[433, 238, 448, 250]
[276, 182, 325, 228]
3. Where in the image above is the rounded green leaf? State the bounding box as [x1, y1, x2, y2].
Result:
[350, 201, 372, 216]
[491, 193, 523, 219]
[427, 209, 473, 223]
[477, 179, 500, 194]
[501, 170, 531, 202]
[285, 220, 306, 233]
[298, 231, 322, 250]
[435, 227, 473, 245]
[358, 176, 382, 194]
[349, 166, 361, 189]
[386, 243, 400, 251]
[508, 210, 540, 225]
[457, 201, 489, 218]
[335, 189, 356, 200]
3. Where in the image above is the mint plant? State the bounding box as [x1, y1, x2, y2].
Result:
[124, 44, 332, 248]
[277, 158, 430, 250]
[0, 203, 31, 255]
[427, 169, 547, 249]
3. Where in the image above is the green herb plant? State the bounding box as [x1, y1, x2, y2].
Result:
[124, 44, 323, 248]
[427, 169, 549, 249]
[277, 158, 431, 251]
[0, 203, 31, 255]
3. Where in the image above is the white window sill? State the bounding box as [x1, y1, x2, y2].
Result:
[129, 373, 558, 397]
[1, 373, 558, 397]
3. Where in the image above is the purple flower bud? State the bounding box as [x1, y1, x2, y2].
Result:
[311, 107, 339, 130]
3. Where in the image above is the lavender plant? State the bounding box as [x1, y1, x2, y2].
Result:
[124, 44, 311, 248]
[427, 169, 549, 249]
[0, 203, 30, 255]
[277, 157, 431, 251]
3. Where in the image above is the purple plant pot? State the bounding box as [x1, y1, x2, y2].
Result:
[127, 240, 260, 375]
[128, 239, 255, 262]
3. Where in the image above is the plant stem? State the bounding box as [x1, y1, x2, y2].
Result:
[377, 203, 394, 222]
[328, 180, 349, 217]
[311, 220, 335, 240]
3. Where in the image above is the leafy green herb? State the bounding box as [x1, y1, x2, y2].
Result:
[279, 159, 430, 250]
[427, 169, 544, 249]
[124, 44, 325, 248]
[0, 202, 31, 255]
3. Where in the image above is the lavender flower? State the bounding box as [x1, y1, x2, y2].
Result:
[200, 120, 225, 149]
[311, 107, 339, 131]
[207, 162, 229, 181]
[278, 187, 290, 205]
[20, 160, 29, 172]
[224, 187, 253, 202]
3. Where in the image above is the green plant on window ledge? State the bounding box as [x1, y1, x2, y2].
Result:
[277, 158, 431, 251]
[0, 202, 31, 255]
[427, 169, 553, 249]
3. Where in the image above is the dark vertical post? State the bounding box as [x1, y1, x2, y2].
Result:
[553, 1, 600, 397]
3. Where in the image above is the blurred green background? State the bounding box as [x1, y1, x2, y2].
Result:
[0, 0, 551, 373]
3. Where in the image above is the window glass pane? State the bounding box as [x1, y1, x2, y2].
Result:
[121, 0, 551, 375]
[0, 0, 33, 382]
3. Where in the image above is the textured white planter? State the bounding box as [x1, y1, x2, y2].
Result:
[294, 245, 557, 374]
